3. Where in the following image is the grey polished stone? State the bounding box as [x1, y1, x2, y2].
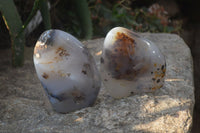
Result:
[0, 33, 194, 133]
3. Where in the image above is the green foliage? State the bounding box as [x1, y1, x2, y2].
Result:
[51, 0, 92, 40]
[72, 0, 93, 39]
[0, 0, 51, 67]
[40, 0, 51, 29]
[50, 0, 182, 39]
[0, 0, 25, 67]
[20, 0, 51, 35]
[89, 0, 182, 37]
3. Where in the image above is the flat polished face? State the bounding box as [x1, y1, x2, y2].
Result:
[33, 29, 101, 113]
[101, 27, 166, 98]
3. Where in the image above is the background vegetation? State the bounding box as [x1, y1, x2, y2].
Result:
[49, 0, 182, 38]
[0, 0, 184, 66]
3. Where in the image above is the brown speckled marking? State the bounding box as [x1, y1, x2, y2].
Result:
[56, 47, 70, 57]
[40, 61, 54, 64]
[161, 65, 165, 70]
[153, 64, 166, 79]
[54, 47, 70, 62]
[115, 32, 135, 56]
[104, 32, 149, 80]
[151, 87, 157, 90]
[71, 90, 85, 104]
[34, 43, 48, 55]
[42, 73, 49, 79]
[82, 63, 93, 77]
[82, 70, 87, 75]
[151, 63, 166, 90]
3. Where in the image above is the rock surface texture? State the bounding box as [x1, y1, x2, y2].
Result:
[0, 34, 194, 133]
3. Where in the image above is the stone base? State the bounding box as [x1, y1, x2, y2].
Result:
[0, 33, 194, 133]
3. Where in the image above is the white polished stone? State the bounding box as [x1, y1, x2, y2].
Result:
[100, 27, 166, 98]
[33, 30, 101, 113]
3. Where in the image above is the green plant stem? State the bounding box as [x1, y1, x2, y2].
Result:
[39, 0, 51, 29]
[72, 0, 93, 39]
[19, 0, 51, 35]
[18, 0, 41, 36]
[0, 0, 25, 67]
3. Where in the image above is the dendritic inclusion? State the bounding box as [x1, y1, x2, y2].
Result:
[100, 27, 166, 98]
[33, 29, 101, 113]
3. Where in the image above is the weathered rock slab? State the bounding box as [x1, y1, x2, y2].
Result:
[0, 33, 194, 133]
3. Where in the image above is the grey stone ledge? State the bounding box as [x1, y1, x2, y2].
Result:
[0, 33, 194, 133]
